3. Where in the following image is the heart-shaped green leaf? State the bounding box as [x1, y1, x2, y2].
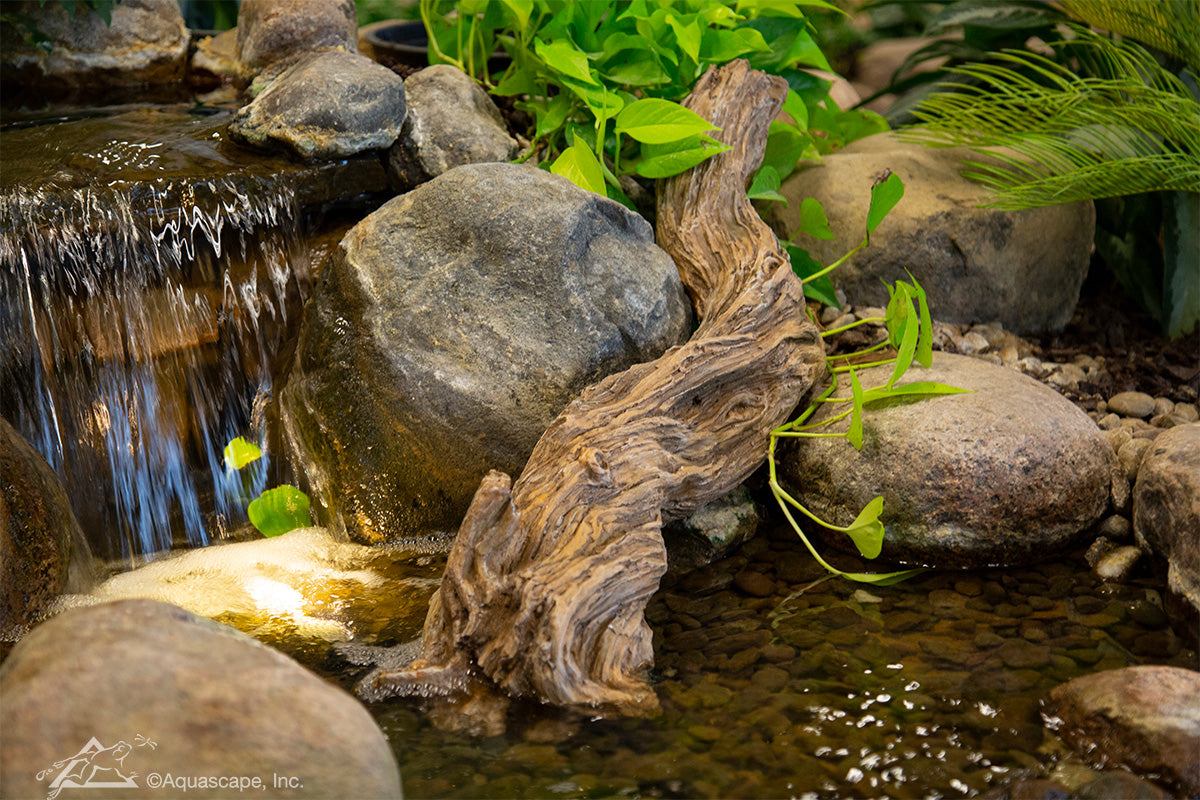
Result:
[551, 136, 606, 195]
[616, 98, 719, 144]
[248, 485, 312, 538]
[800, 197, 835, 240]
[867, 171, 904, 236]
[223, 437, 262, 471]
[842, 495, 885, 559]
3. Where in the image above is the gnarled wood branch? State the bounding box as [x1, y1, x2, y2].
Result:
[364, 60, 826, 735]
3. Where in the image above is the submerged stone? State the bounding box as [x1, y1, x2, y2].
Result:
[0, 599, 402, 799]
[229, 50, 406, 160]
[777, 353, 1116, 568]
[282, 162, 691, 543]
[1044, 665, 1200, 797]
[763, 132, 1094, 334]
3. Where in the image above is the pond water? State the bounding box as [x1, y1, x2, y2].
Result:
[336, 518, 1194, 799]
[3, 102, 1193, 799]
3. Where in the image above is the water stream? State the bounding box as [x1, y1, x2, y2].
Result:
[1, 107, 312, 561]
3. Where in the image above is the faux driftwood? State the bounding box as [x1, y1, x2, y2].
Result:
[365, 60, 827, 735]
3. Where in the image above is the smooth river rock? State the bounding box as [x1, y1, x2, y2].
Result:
[0, 417, 83, 632]
[1044, 666, 1200, 797]
[0, 599, 402, 799]
[763, 132, 1094, 334]
[1133, 423, 1200, 640]
[282, 162, 691, 542]
[235, 0, 357, 75]
[777, 352, 1116, 568]
[387, 64, 520, 189]
[0, 0, 187, 88]
[229, 50, 406, 160]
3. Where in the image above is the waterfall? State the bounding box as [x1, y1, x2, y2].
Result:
[1, 166, 309, 563]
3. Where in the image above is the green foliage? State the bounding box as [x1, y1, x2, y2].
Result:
[247, 486, 313, 538]
[769, 175, 967, 585]
[419, 0, 887, 200]
[224, 437, 312, 538]
[902, 18, 1200, 337]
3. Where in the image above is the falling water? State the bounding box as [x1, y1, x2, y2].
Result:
[0, 109, 310, 563]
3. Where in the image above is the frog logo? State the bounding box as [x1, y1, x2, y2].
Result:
[35, 735, 156, 799]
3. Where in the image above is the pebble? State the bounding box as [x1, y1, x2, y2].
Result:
[855, 306, 886, 321]
[1097, 514, 1132, 541]
[819, 305, 843, 325]
[1117, 438, 1152, 480]
[1093, 546, 1141, 581]
[1110, 473, 1130, 514]
[1175, 402, 1199, 422]
[1108, 391, 1156, 418]
[733, 570, 774, 598]
[1153, 397, 1175, 417]
[1104, 427, 1132, 452]
[1049, 363, 1087, 387]
[1098, 413, 1121, 430]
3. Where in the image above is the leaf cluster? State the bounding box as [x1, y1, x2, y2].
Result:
[223, 437, 312, 538]
[769, 175, 967, 585]
[419, 0, 888, 202]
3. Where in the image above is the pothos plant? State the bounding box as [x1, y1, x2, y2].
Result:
[418, 0, 889, 205]
[769, 172, 969, 585]
[223, 437, 312, 538]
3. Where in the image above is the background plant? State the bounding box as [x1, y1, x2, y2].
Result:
[863, 0, 1200, 338]
[419, 0, 889, 205]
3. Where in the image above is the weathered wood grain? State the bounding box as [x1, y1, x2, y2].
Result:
[366, 60, 827, 735]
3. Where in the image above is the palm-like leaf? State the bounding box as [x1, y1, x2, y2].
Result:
[901, 28, 1200, 209]
[1060, 0, 1200, 71]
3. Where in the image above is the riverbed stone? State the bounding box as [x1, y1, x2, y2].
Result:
[236, 0, 357, 75]
[0, 417, 82, 632]
[0, 599, 402, 799]
[281, 163, 691, 542]
[762, 132, 1094, 334]
[1043, 665, 1200, 797]
[663, 486, 760, 576]
[229, 50, 406, 160]
[387, 64, 519, 189]
[0, 0, 187, 88]
[777, 352, 1116, 568]
[1108, 391, 1157, 419]
[1132, 423, 1200, 639]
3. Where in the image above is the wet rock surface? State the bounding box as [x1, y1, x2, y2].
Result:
[0, 418, 82, 631]
[764, 132, 1094, 334]
[282, 162, 691, 542]
[387, 64, 520, 188]
[1134, 423, 1200, 638]
[777, 352, 1116, 568]
[235, 0, 357, 76]
[229, 50, 406, 160]
[0, 0, 187, 89]
[0, 599, 402, 799]
[663, 486, 761, 577]
[1044, 665, 1200, 796]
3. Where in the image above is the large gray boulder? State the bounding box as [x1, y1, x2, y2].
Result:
[387, 64, 520, 188]
[0, 599, 402, 799]
[1133, 423, 1200, 639]
[236, 0, 357, 76]
[229, 50, 406, 160]
[282, 163, 692, 543]
[762, 132, 1094, 334]
[0, 417, 82, 632]
[777, 353, 1116, 568]
[1043, 666, 1200, 797]
[0, 0, 187, 88]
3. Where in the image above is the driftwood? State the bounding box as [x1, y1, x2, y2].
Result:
[365, 60, 827, 735]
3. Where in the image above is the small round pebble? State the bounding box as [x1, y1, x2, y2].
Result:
[733, 570, 774, 597]
[1097, 514, 1132, 541]
[1107, 391, 1156, 418]
[1093, 545, 1141, 581]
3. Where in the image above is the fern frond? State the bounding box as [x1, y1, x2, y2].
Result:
[1059, 0, 1200, 70]
[901, 28, 1200, 209]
